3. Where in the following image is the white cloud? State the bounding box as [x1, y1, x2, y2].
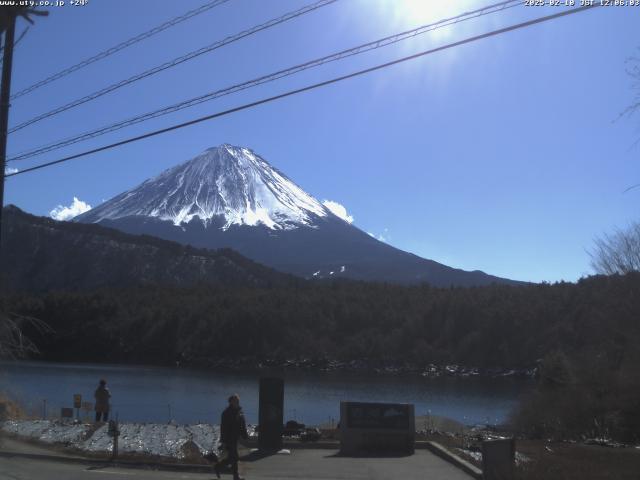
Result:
[50, 197, 92, 221]
[322, 200, 354, 224]
[4, 166, 18, 175]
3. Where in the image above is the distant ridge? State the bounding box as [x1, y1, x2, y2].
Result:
[1, 205, 294, 292]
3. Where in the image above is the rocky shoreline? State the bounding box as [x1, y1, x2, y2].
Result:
[185, 357, 539, 379]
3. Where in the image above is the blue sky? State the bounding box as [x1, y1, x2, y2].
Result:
[3, 0, 639, 283]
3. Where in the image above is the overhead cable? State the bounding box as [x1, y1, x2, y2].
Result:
[8, 0, 339, 133]
[8, 0, 519, 161]
[10, 0, 233, 100]
[5, 4, 600, 178]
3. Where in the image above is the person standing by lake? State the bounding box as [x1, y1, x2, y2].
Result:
[94, 379, 111, 422]
[215, 394, 248, 480]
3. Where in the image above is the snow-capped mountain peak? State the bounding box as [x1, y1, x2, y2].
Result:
[78, 144, 330, 230]
[74, 144, 520, 286]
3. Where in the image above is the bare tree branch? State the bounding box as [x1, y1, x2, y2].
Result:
[590, 222, 640, 275]
[0, 311, 52, 359]
[619, 51, 640, 120]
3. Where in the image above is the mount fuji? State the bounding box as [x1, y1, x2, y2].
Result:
[76, 144, 517, 286]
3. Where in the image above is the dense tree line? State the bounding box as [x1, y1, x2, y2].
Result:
[3, 273, 639, 372]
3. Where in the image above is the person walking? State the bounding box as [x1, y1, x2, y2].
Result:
[94, 379, 111, 422]
[215, 394, 248, 480]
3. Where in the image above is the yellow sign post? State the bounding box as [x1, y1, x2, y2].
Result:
[73, 394, 82, 420]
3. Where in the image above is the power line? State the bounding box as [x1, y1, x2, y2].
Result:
[9, 0, 232, 100]
[8, 0, 339, 134]
[8, 0, 521, 162]
[5, 4, 600, 179]
[8, 0, 518, 159]
[0, 26, 29, 53]
[0, 27, 29, 86]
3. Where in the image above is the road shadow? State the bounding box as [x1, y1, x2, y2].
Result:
[323, 451, 414, 459]
[85, 464, 113, 471]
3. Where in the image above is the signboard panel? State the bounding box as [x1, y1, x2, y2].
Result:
[340, 401, 415, 455]
[346, 402, 410, 429]
[61, 407, 73, 418]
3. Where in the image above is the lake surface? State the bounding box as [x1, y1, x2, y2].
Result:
[0, 360, 532, 427]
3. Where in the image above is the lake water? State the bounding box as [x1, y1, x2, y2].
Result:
[0, 360, 532, 427]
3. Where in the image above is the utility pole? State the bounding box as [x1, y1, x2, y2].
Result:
[0, 12, 16, 272]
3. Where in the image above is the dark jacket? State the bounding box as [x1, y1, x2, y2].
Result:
[94, 385, 111, 412]
[220, 405, 248, 445]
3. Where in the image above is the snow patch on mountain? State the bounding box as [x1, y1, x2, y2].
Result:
[368, 229, 389, 243]
[78, 145, 331, 231]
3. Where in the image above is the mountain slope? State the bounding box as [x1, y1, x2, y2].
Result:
[1, 205, 294, 292]
[77, 144, 520, 287]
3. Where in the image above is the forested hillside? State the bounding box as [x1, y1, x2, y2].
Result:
[1, 205, 295, 291]
[4, 273, 638, 372]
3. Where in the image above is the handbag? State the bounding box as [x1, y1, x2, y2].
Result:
[204, 443, 228, 463]
[215, 443, 228, 464]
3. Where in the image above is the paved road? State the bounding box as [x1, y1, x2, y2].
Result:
[0, 449, 474, 480]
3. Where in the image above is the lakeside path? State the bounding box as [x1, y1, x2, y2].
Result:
[0, 451, 475, 480]
[0, 437, 476, 480]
